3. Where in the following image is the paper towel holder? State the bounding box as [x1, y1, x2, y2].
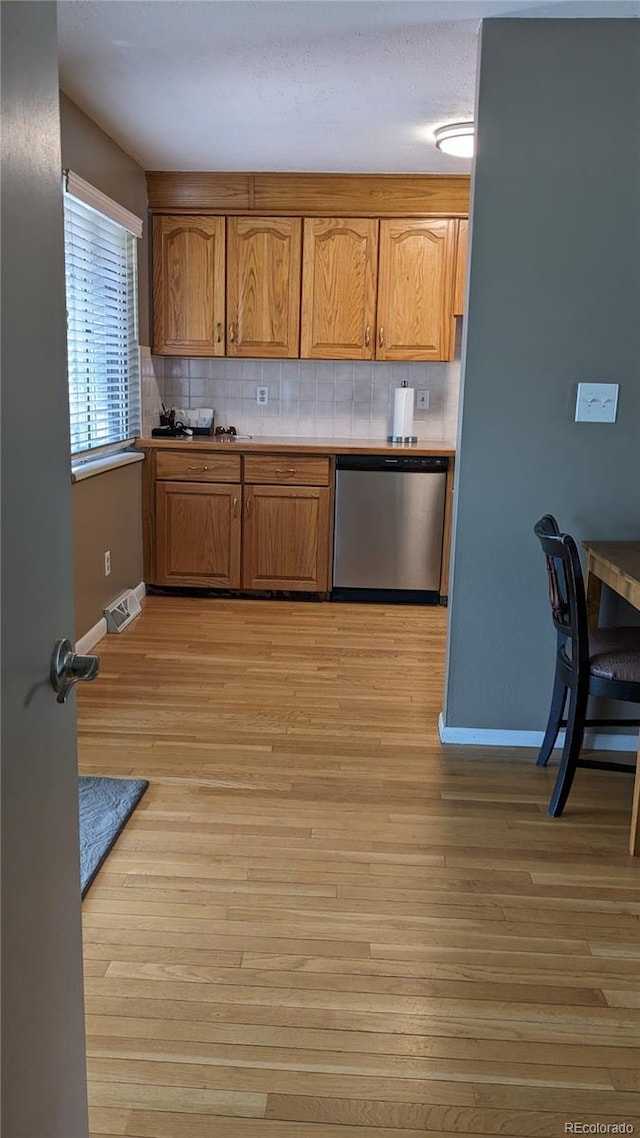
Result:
[388, 380, 417, 444]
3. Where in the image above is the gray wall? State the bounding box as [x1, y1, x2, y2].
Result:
[60, 91, 149, 343]
[59, 93, 146, 637]
[444, 19, 640, 732]
[1, 4, 88, 1132]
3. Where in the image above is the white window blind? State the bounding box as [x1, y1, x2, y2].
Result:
[63, 174, 142, 455]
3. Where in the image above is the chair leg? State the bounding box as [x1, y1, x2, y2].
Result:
[537, 672, 567, 767]
[547, 683, 588, 817]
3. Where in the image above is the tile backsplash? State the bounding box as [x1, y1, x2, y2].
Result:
[140, 346, 164, 437]
[145, 342, 461, 441]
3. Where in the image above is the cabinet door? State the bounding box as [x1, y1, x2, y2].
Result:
[453, 219, 468, 317]
[152, 216, 225, 356]
[301, 219, 378, 359]
[376, 219, 456, 361]
[156, 481, 241, 587]
[227, 217, 302, 358]
[242, 485, 330, 592]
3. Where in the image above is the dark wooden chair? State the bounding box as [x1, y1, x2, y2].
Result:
[534, 515, 640, 816]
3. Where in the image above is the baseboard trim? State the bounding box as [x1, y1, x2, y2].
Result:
[75, 582, 146, 654]
[438, 712, 637, 753]
[76, 618, 107, 655]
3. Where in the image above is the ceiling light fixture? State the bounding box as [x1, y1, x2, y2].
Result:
[434, 121, 475, 159]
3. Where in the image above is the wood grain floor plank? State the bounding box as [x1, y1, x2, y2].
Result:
[83, 995, 640, 1048]
[78, 599, 640, 1136]
[473, 1082, 640, 1114]
[86, 1054, 476, 1104]
[123, 1112, 503, 1138]
[236, 949, 640, 992]
[100, 959, 607, 1008]
[88, 1107, 132, 1136]
[85, 1037, 613, 1091]
[84, 975, 639, 1025]
[84, 1014, 640, 1068]
[610, 1069, 640, 1091]
[88, 1080, 266, 1116]
[81, 926, 371, 958]
[266, 1092, 630, 1135]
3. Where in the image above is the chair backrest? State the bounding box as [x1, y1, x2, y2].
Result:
[533, 515, 590, 671]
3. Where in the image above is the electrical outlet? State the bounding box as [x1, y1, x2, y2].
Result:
[256, 386, 268, 406]
[104, 550, 111, 577]
[416, 389, 430, 410]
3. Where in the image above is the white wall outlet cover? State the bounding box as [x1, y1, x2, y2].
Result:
[256, 385, 268, 406]
[575, 382, 619, 423]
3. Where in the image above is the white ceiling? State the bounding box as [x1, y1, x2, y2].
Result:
[57, 0, 639, 173]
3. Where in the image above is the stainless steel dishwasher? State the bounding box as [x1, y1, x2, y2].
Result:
[332, 454, 448, 603]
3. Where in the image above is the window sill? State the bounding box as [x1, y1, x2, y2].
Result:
[71, 450, 144, 483]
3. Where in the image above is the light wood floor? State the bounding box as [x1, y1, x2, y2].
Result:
[78, 597, 640, 1138]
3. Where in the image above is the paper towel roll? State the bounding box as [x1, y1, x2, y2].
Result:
[392, 386, 415, 438]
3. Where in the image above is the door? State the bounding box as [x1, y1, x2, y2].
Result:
[301, 218, 378, 359]
[376, 219, 456, 361]
[227, 217, 302, 357]
[1, 4, 89, 1134]
[153, 215, 225, 355]
[156, 481, 242, 587]
[243, 485, 331, 591]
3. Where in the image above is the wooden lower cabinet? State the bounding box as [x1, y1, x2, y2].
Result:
[156, 481, 241, 587]
[145, 446, 451, 598]
[242, 484, 331, 591]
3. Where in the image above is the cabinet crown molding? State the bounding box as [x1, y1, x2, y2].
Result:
[146, 171, 470, 217]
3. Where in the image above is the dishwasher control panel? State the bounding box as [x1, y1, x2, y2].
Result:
[336, 454, 448, 474]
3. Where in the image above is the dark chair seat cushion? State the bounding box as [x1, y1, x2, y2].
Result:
[589, 627, 640, 682]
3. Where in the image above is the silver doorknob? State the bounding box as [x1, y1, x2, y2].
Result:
[50, 639, 100, 704]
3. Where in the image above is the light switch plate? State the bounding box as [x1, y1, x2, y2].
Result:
[416, 389, 430, 410]
[575, 382, 619, 423]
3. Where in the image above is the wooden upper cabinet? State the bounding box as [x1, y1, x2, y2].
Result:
[226, 217, 302, 358]
[152, 216, 225, 356]
[453, 219, 468, 318]
[301, 219, 378, 359]
[376, 219, 456, 361]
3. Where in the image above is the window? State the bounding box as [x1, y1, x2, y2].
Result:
[63, 171, 142, 456]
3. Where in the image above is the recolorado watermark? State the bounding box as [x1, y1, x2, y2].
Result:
[564, 1126, 634, 1135]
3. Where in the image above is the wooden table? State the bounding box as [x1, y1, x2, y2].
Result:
[583, 540, 640, 855]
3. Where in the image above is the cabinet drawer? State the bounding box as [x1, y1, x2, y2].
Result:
[243, 454, 330, 486]
[156, 451, 241, 482]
